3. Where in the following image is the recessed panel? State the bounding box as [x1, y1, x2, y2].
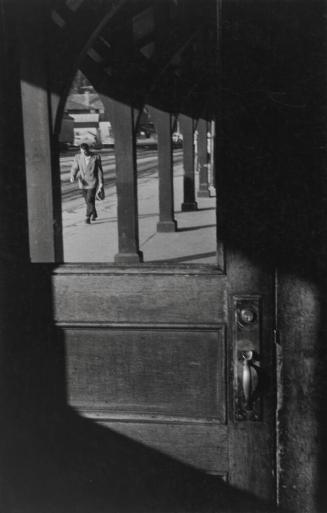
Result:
[99, 421, 228, 475]
[53, 272, 227, 324]
[63, 327, 225, 422]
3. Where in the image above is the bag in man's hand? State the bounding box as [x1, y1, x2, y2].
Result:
[96, 186, 105, 201]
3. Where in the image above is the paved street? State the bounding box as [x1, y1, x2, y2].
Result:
[61, 147, 217, 264]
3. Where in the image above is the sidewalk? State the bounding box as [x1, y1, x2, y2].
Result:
[62, 163, 217, 264]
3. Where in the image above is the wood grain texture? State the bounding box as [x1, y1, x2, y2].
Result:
[92, 421, 228, 475]
[228, 423, 275, 501]
[53, 272, 228, 324]
[62, 326, 226, 422]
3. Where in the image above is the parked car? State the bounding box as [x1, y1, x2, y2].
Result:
[136, 123, 155, 139]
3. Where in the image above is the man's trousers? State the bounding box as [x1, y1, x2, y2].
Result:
[81, 188, 97, 219]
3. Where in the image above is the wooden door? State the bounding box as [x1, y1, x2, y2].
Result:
[52, 252, 276, 508]
[20, 0, 276, 505]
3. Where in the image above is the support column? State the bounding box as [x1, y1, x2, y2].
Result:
[149, 107, 177, 232]
[19, 3, 59, 262]
[180, 114, 198, 211]
[197, 118, 210, 198]
[103, 97, 143, 264]
[208, 120, 216, 196]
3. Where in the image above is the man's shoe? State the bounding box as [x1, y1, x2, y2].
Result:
[85, 217, 91, 224]
[91, 214, 97, 221]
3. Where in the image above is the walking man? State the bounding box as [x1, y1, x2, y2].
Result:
[70, 143, 104, 224]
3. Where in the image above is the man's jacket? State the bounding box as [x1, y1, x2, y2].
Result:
[70, 152, 104, 190]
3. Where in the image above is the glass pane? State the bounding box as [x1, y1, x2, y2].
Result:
[60, 74, 118, 262]
[60, 73, 217, 265]
[138, 133, 217, 265]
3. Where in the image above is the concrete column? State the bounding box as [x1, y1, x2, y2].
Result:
[103, 97, 143, 264]
[179, 114, 198, 211]
[197, 118, 210, 198]
[149, 107, 177, 232]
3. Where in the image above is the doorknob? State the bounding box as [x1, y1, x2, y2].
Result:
[237, 349, 261, 420]
[233, 295, 262, 421]
[241, 350, 259, 411]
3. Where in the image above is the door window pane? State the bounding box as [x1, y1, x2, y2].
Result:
[60, 74, 217, 265]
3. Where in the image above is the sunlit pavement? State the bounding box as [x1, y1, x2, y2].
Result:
[62, 161, 217, 265]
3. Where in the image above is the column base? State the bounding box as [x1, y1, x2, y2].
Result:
[209, 185, 216, 197]
[157, 220, 177, 232]
[181, 202, 198, 212]
[114, 251, 143, 264]
[197, 186, 210, 198]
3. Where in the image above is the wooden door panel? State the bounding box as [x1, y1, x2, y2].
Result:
[53, 264, 275, 498]
[53, 267, 229, 477]
[96, 422, 229, 476]
[60, 326, 226, 422]
[53, 268, 227, 324]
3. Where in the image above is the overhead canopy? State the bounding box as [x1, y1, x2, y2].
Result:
[49, 0, 218, 125]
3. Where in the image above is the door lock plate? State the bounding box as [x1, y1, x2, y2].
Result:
[233, 296, 262, 421]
